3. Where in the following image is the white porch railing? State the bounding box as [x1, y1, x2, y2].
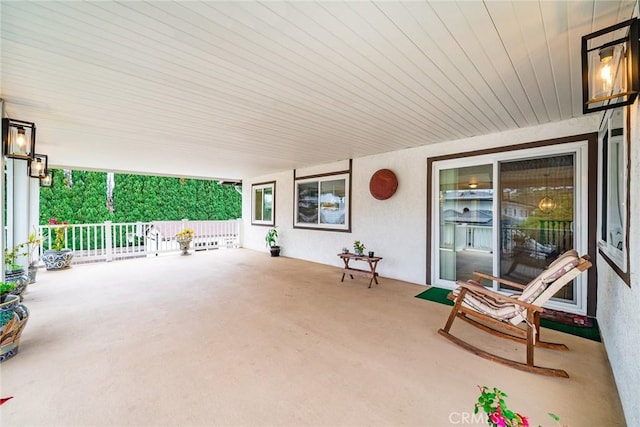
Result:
[37, 219, 241, 264]
[441, 223, 493, 252]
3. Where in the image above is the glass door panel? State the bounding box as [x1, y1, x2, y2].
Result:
[499, 155, 576, 302]
[438, 165, 493, 283]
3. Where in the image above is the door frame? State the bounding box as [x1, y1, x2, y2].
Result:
[426, 133, 598, 316]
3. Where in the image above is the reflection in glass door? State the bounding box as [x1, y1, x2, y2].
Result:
[438, 165, 493, 282]
[499, 155, 576, 302]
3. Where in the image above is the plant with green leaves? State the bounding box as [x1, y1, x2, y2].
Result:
[48, 218, 69, 251]
[353, 240, 365, 254]
[475, 386, 528, 427]
[0, 281, 16, 297]
[4, 245, 27, 273]
[265, 227, 278, 248]
[475, 386, 566, 427]
[24, 229, 43, 266]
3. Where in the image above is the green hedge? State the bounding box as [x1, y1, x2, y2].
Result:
[40, 169, 242, 225]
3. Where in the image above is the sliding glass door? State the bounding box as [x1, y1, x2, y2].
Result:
[438, 165, 493, 282]
[432, 144, 587, 313]
[499, 155, 576, 302]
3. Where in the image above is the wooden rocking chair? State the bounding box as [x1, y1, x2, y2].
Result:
[438, 250, 592, 378]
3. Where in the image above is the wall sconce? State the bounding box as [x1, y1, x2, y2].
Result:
[40, 170, 53, 187]
[2, 118, 36, 160]
[28, 153, 48, 179]
[582, 18, 640, 114]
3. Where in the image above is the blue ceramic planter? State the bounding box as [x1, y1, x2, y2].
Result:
[42, 249, 74, 270]
[0, 294, 29, 362]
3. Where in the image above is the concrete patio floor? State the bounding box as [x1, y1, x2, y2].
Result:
[1, 249, 625, 426]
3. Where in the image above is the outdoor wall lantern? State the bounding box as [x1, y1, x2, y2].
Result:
[28, 153, 48, 179]
[40, 169, 53, 187]
[2, 118, 37, 160]
[582, 18, 640, 114]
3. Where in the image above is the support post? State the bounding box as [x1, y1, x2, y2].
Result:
[105, 221, 113, 262]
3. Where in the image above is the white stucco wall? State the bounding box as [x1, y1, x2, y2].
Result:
[242, 114, 599, 285]
[596, 102, 640, 427]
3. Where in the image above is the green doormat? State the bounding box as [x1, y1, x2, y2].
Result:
[416, 287, 601, 342]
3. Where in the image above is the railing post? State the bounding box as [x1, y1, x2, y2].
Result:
[105, 221, 113, 262]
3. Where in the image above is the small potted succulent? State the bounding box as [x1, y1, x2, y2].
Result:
[265, 227, 280, 257]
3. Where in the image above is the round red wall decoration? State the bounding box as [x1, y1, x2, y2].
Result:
[369, 169, 398, 200]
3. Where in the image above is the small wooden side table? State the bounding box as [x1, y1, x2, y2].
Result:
[338, 253, 383, 288]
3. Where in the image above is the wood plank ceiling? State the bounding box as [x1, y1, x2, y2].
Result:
[0, 1, 636, 180]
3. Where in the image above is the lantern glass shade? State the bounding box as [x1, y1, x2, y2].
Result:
[538, 196, 557, 213]
[40, 170, 54, 187]
[582, 18, 640, 114]
[28, 153, 48, 179]
[538, 173, 557, 213]
[2, 118, 36, 160]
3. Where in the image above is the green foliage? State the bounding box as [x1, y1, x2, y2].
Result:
[265, 227, 278, 247]
[40, 169, 242, 226]
[0, 281, 16, 295]
[474, 386, 528, 427]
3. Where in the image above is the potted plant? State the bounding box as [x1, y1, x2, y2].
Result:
[265, 227, 280, 257]
[175, 228, 195, 256]
[0, 282, 29, 361]
[23, 230, 43, 283]
[353, 240, 365, 256]
[3, 246, 29, 300]
[42, 218, 74, 270]
[0, 282, 16, 302]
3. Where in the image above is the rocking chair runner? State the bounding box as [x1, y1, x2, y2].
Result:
[437, 250, 592, 378]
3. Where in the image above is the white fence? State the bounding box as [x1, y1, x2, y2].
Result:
[37, 219, 241, 264]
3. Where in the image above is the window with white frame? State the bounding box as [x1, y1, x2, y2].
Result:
[252, 181, 275, 226]
[598, 107, 630, 284]
[294, 173, 350, 231]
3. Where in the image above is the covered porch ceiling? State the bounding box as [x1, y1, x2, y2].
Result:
[0, 1, 635, 181]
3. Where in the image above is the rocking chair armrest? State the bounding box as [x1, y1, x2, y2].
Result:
[471, 272, 527, 290]
[455, 281, 543, 313]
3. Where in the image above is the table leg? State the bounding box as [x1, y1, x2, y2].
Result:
[341, 258, 351, 283]
[368, 259, 380, 285]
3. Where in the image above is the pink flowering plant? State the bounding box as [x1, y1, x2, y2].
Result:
[475, 386, 565, 427]
[475, 386, 529, 427]
[48, 218, 69, 251]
